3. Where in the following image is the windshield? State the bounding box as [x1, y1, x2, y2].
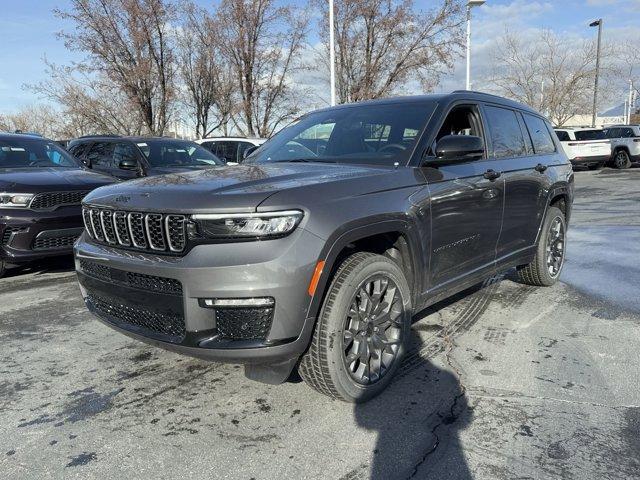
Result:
[0, 137, 79, 168]
[136, 139, 224, 167]
[575, 130, 606, 141]
[246, 101, 436, 166]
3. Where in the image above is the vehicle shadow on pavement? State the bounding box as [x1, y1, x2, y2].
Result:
[352, 324, 474, 479]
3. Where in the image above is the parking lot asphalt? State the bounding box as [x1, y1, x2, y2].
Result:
[1, 167, 640, 480]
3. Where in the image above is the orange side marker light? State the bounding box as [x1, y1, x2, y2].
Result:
[308, 260, 325, 296]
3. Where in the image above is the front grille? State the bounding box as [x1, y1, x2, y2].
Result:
[87, 293, 186, 341]
[31, 191, 90, 210]
[83, 206, 186, 254]
[79, 259, 183, 295]
[215, 307, 274, 340]
[2, 226, 27, 246]
[33, 234, 79, 250]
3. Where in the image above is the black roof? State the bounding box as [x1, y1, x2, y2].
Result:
[312, 91, 540, 116]
[0, 132, 52, 141]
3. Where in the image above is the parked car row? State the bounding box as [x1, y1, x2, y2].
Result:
[0, 133, 266, 277]
[554, 124, 640, 169]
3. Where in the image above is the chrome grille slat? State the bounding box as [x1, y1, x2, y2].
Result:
[100, 210, 116, 244]
[128, 213, 148, 249]
[145, 214, 166, 251]
[89, 209, 104, 241]
[165, 215, 186, 252]
[82, 206, 185, 254]
[113, 211, 131, 246]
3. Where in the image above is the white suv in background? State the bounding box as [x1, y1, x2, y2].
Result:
[603, 125, 640, 169]
[195, 137, 267, 165]
[554, 127, 611, 170]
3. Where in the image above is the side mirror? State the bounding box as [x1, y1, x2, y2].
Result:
[119, 158, 138, 170]
[243, 145, 259, 160]
[425, 135, 484, 166]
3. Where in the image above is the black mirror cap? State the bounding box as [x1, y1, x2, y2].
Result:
[243, 145, 259, 160]
[119, 158, 138, 170]
[429, 135, 484, 165]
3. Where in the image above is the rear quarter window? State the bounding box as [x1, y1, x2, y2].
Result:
[523, 114, 556, 154]
[555, 130, 570, 142]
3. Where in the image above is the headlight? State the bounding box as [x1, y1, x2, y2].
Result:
[0, 193, 34, 208]
[189, 210, 303, 240]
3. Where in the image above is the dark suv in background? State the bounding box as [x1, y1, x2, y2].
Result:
[68, 136, 225, 180]
[74, 92, 573, 402]
[0, 133, 114, 277]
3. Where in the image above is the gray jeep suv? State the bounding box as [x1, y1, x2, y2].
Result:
[74, 92, 573, 402]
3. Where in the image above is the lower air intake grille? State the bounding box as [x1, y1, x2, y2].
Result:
[215, 307, 274, 340]
[33, 234, 79, 250]
[87, 294, 186, 342]
[79, 259, 183, 295]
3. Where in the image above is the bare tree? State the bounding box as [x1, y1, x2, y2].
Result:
[54, 0, 176, 135]
[215, 0, 310, 137]
[0, 105, 69, 139]
[487, 30, 617, 127]
[315, 0, 464, 103]
[177, 2, 236, 138]
[31, 62, 146, 136]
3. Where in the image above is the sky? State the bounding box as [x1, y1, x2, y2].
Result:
[0, 0, 639, 113]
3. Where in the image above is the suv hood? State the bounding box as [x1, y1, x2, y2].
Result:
[0, 167, 116, 193]
[83, 163, 397, 213]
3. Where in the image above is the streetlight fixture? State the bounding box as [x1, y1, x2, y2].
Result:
[329, 0, 336, 106]
[465, 0, 485, 91]
[589, 19, 603, 127]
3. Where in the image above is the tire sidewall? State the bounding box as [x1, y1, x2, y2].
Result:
[322, 255, 412, 403]
[536, 206, 566, 285]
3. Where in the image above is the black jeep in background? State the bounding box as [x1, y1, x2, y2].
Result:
[0, 133, 115, 277]
[68, 136, 225, 180]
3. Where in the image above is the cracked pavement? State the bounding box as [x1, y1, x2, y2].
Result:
[1, 167, 640, 479]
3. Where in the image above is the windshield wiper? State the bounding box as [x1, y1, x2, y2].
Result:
[271, 158, 336, 164]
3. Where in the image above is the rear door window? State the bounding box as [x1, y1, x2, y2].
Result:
[523, 114, 556, 154]
[484, 105, 527, 158]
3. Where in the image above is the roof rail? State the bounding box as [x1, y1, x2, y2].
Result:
[77, 134, 122, 138]
[450, 89, 506, 100]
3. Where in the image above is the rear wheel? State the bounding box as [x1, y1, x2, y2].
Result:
[298, 252, 411, 402]
[613, 150, 631, 169]
[517, 206, 566, 287]
[0, 260, 5, 278]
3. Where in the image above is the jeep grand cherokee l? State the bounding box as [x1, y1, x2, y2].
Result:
[0, 133, 115, 277]
[74, 92, 573, 402]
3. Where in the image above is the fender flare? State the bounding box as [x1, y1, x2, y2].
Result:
[305, 217, 424, 322]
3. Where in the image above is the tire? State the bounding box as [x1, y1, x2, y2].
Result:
[588, 163, 600, 170]
[0, 260, 5, 278]
[298, 252, 412, 403]
[517, 206, 566, 287]
[613, 150, 631, 169]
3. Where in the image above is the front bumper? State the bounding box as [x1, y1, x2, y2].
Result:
[1, 206, 84, 263]
[74, 226, 325, 367]
[569, 154, 609, 167]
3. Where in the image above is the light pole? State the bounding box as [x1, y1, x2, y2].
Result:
[329, 0, 336, 106]
[466, 0, 485, 91]
[590, 19, 602, 127]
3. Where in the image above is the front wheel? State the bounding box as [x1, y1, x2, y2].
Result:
[298, 252, 411, 402]
[517, 206, 566, 286]
[613, 150, 631, 169]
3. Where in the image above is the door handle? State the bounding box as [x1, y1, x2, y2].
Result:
[483, 169, 501, 181]
[535, 163, 548, 173]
